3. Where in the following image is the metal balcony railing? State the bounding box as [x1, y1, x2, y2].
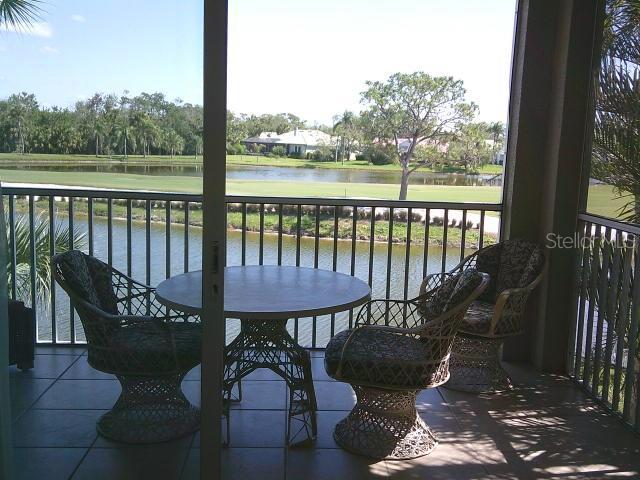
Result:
[2, 186, 501, 348]
[571, 212, 640, 433]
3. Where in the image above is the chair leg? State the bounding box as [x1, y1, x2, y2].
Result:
[334, 386, 437, 460]
[445, 335, 513, 393]
[97, 373, 200, 444]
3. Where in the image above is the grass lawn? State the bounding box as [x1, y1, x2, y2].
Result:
[0, 168, 501, 203]
[0, 152, 504, 175]
[586, 184, 627, 220]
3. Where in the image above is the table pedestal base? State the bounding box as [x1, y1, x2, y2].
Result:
[223, 319, 317, 446]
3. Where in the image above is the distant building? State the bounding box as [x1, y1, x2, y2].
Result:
[242, 128, 335, 156]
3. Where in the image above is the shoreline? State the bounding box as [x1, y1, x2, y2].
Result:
[5, 182, 499, 246]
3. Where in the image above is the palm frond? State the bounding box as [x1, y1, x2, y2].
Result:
[0, 0, 43, 30]
[4, 210, 87, 307]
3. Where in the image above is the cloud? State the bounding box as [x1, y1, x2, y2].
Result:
[0, 46, 6, 52]
[40, 46, 59, 54]
[0, 22, 53, 38]
[71, 14, 86, 23]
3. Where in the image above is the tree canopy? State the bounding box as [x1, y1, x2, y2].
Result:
[360, 72, 477, 199]
[0, 92, 204, 157]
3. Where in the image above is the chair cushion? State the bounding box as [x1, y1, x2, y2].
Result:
[421, 269, 484, 320]
[90, 322, 202, 375]
[55, 250, 119, 315]
[474, 240, 545, 303]
[460, 300, 494, 335]
[84, 255, 119, 314]
[324, 328, 441, 389]
[475, 243, 502, 302]
[443, 269, 485, 313]
[495, 240, 545, 297]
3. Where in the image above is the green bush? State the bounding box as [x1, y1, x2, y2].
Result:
[288, 151, 304, 159]
[355, 153, 368, 161]
[311, 145, 334, 162]
[369, 149, 393, 165]
[270, 145, 286, 157]
[226, 143, 246, 155]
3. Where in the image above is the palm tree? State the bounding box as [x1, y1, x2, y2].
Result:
[164, 130, 184, 158]
[5, 211, 87, 307]
[488, 121, 505, 162]
[332, 111, 357, 164]
[0, 0, 43, 29]
[591, 0, 640, 222]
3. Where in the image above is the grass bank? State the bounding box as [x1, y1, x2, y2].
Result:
[15, 198, 497, 248]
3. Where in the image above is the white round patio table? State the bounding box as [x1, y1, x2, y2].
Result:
[155, 265, 371, 445]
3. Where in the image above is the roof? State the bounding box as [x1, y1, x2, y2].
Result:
[243, 129, 334, 147]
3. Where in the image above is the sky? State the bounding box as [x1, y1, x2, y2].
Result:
[0, 0, 517, 125]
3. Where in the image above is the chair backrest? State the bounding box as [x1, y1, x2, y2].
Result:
[52, 250, 120, 346]
[475, 239, 546, 303]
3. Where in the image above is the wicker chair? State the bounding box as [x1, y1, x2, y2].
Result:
[427, 239, 547, 393]
[324, 269, 489, 460]
[52, 250, 201, 444]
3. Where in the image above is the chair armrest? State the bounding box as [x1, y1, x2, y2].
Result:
[354, 297, 427, 329]
[420, 272, 455, 296]
[489, 278, 543, 336]
[116, 282, 197, 323]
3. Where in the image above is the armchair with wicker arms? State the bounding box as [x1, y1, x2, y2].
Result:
[423, 239, 547, 394]
[52, 250, 202, 444]
[324, 269, 489, 460]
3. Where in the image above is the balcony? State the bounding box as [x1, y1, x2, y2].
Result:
[4, 186, 640, 479]
[8, 347, 640, 479]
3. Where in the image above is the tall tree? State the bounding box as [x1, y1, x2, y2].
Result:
[226, 111, 248, 147]
[332, 111, 360, 163]
[164, 129, 184, 158]
[361, 72, 476, 200]
[446, 122, 493, 173]
[487, 121, 505, 162]
[6, 92, 38, 154]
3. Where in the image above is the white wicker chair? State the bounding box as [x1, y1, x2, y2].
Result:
[425, 239, 547, 393]
[53, 250, 201, 444]
[324, 269, 488, 460]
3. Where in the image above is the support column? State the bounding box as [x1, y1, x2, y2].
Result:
[0, 184, 15, 480]
[502, 0, 602, 371]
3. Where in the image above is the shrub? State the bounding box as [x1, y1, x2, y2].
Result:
[226, 143, 246, 155]
[355, 153, 368, 161]
[368, 148, 394, 165]
[311, 146, 334, 162]
[248, 143, 265, 155]
[227, 143, 247, 155]
[288, 151, 304, 159]
[270, 146, 286, 157]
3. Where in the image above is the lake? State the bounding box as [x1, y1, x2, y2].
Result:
[3, 162, 503, 187]
[41, 215, 471, 347]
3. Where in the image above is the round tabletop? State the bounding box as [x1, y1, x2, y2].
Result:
[155, 265, 371, 319]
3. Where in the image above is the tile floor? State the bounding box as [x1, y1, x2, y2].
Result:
[7, 346, 640, 479]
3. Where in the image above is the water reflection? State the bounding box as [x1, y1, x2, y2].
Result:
[4, 163, 502, 186]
